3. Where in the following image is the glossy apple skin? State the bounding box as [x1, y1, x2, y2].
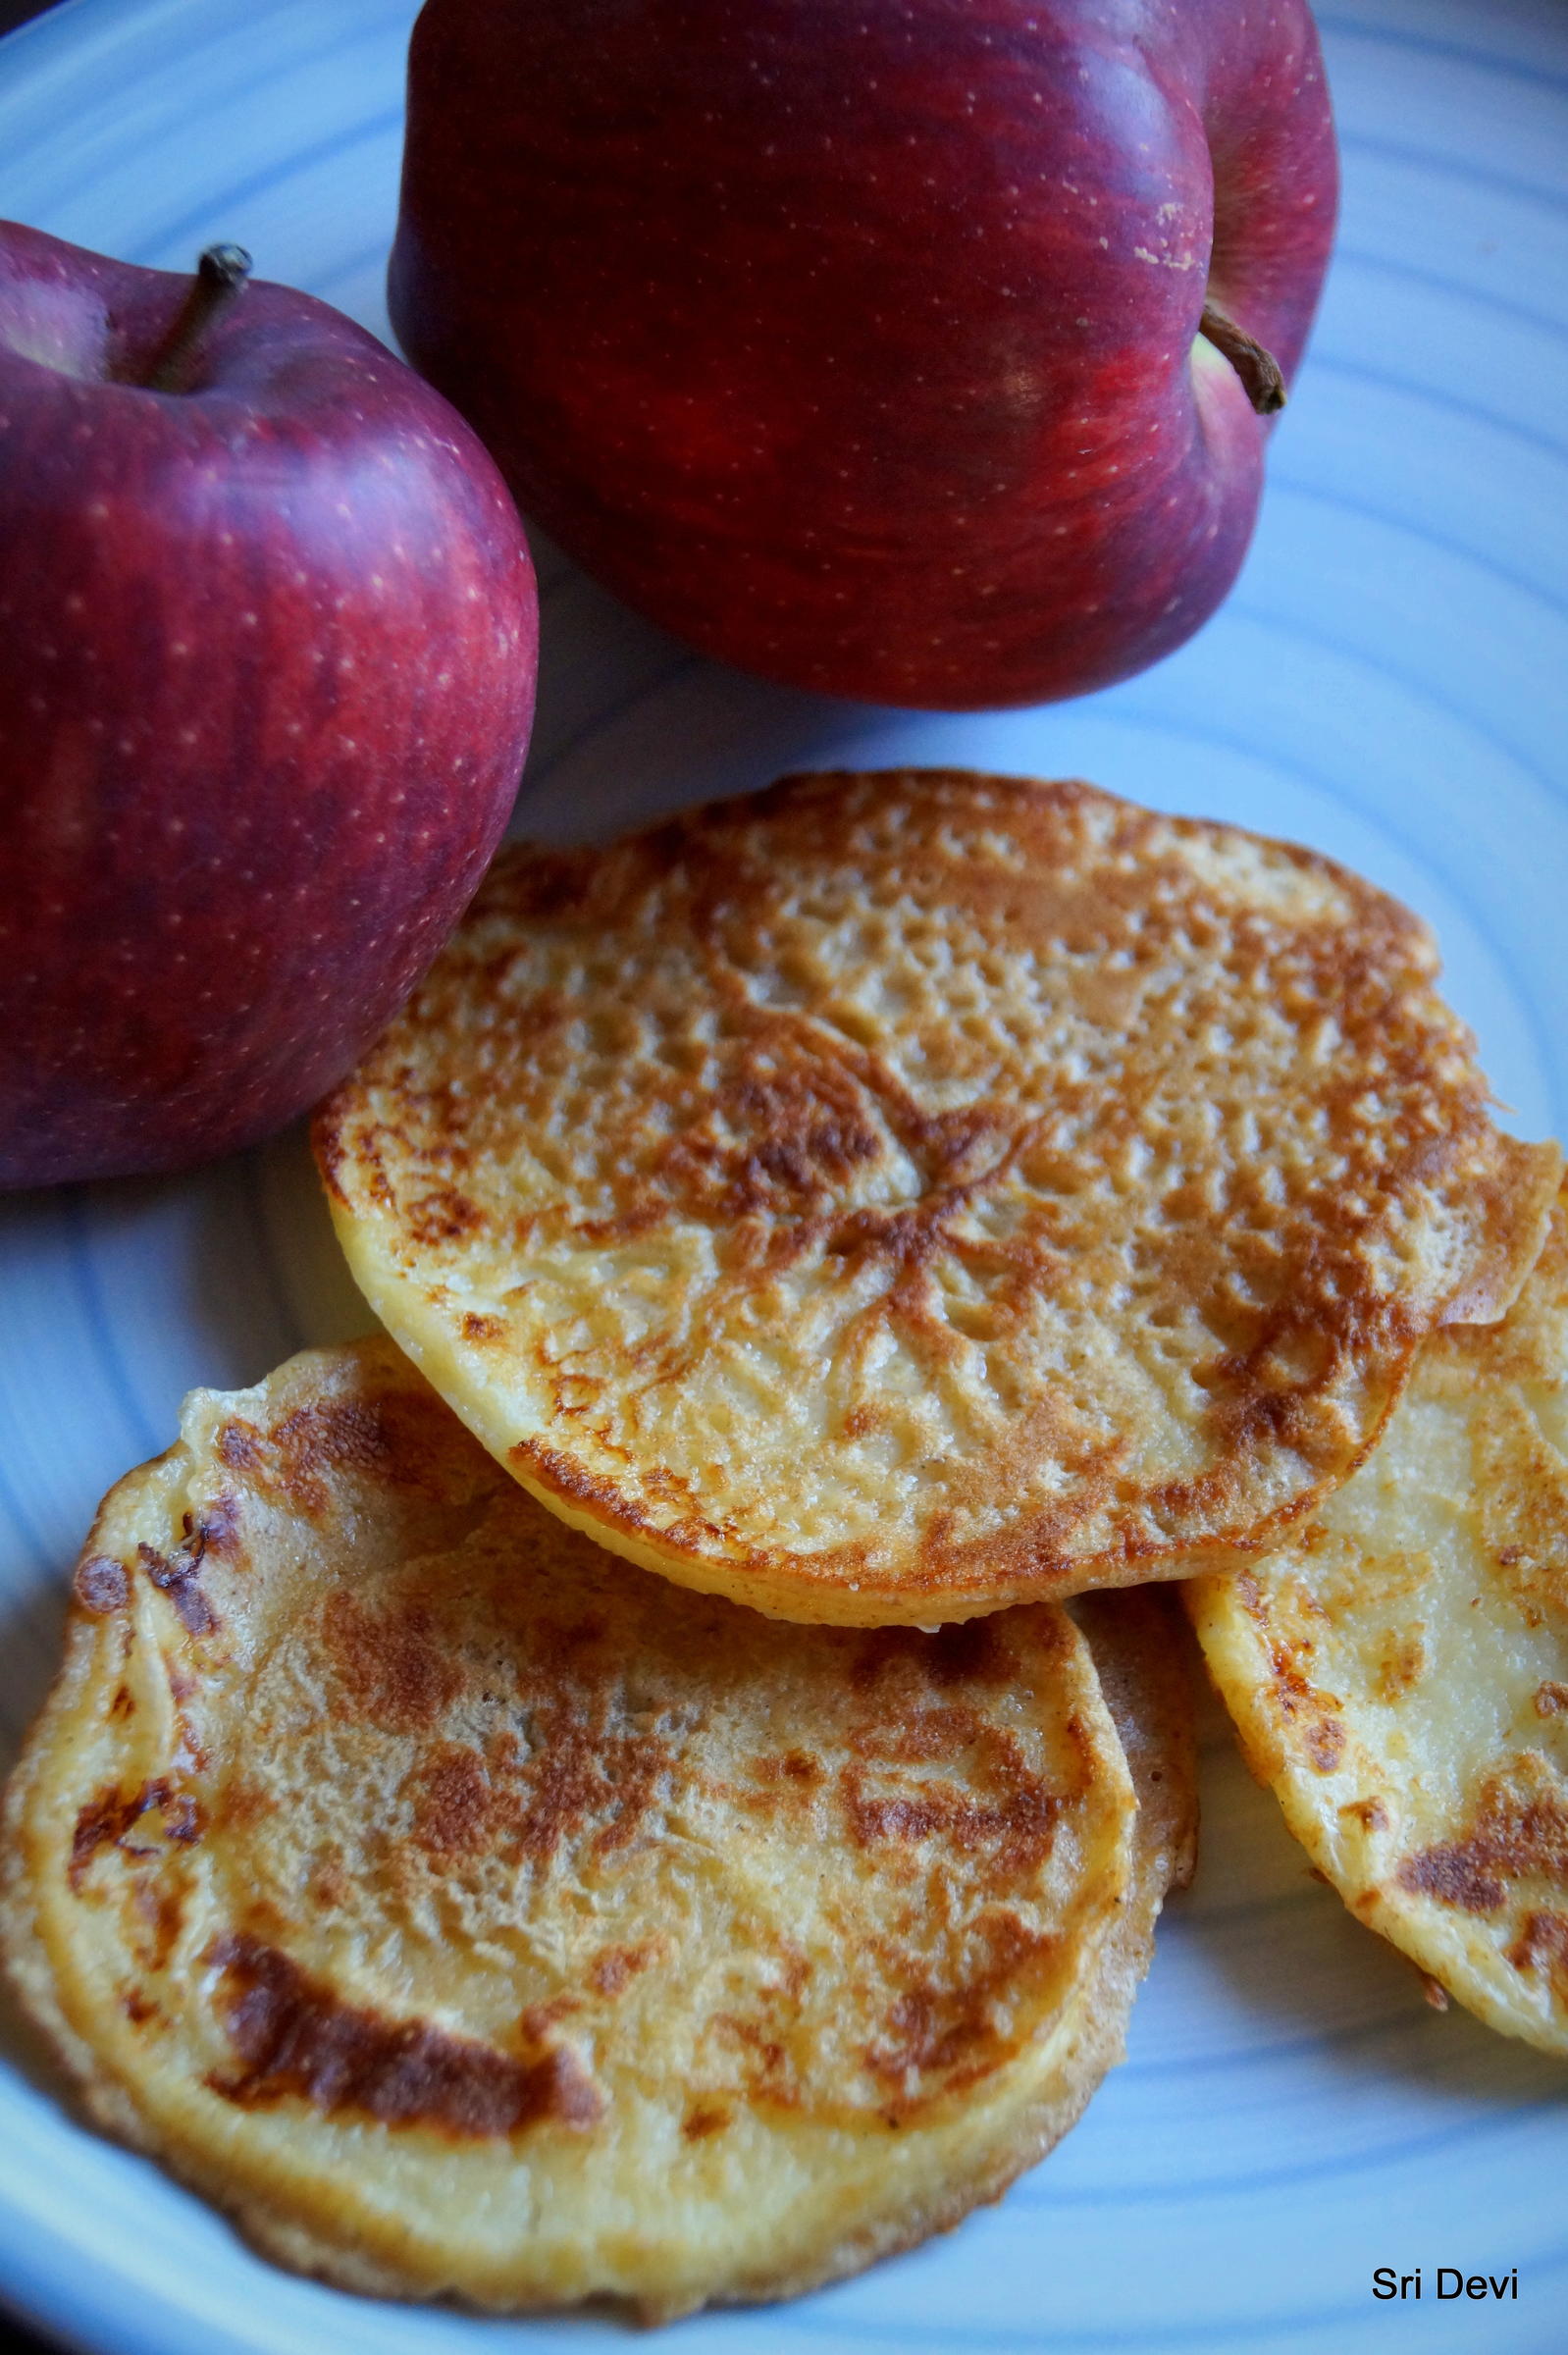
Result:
[390, 0, 1334, 709]
[0, 221, 538, 1188]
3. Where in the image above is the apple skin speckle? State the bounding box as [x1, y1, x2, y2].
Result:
[0, 221, 538, 1188]
[389, 0, 1334, 709]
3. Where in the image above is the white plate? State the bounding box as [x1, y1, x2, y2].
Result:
[2, 2, 1567, 2349]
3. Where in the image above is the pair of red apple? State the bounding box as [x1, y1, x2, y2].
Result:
[0, 0, 1336, 1188]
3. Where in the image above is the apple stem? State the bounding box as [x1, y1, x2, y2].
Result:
[1199, 300, 1285, 416]
[140, 244, 253, 393]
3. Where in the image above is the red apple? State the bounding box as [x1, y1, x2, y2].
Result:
[0, 221, 538, 1189]
[390, 0, 1334, 709]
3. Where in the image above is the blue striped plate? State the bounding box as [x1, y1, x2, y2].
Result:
[2, 3, 1566, 2349]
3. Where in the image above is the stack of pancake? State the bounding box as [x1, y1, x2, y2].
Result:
[5, 769, 1565, 2318]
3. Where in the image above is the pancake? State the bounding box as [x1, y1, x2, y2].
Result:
[1071, 1588, 1200, 1913]
[314, 767, 1558, 1625]
[1, 1337, 1190, 2320]
[1190, 1187, 1568, 2053]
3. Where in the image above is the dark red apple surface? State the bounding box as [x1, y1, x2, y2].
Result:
[390, 0, 1334, 709]
[0, 221, 538, 1188]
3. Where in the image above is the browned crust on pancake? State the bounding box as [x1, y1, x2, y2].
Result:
[316, 769, 1558, 1624]
[203, 1931, 605, 2134]
[0, 1336, 1198, 2318]
[1189, 1188, 1568, 2050]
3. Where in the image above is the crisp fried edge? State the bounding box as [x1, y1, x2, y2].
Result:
[0, 1373, 1196, 2319]
[315, 762, 1564, 1630]
[1186, 1546, 1568, 2058]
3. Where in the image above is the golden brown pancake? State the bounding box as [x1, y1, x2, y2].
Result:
[315, 768, 1558, 1624]
[1191, 1187, 1568, 2052]
[1, 1337, 1191, 2319]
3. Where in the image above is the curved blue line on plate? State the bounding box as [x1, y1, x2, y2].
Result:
[1302, 355, 1568, 468]
[0, 7, 394, 183]
[135, 109, 403, 268]
[1116, 2006, 1450, 2081]
[64, 1193, 162, 1460]
[0, 7, 251, 175]
[1236, 495, 1565, 698]
[0, 1447, 57, 1582]
[1340, 131, 1568, 219]
[1333, 243, 1568, 342]
[1013, 2104, 1568, 2208]
[1232, 517, 1565, 786]
[1321, 11, 1568, 99]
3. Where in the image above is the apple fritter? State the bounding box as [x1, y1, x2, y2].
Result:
[315, 768, 1558, 1624]
[1190, 1188, 1568, 2053]
[0, 1337, 1189, 2320]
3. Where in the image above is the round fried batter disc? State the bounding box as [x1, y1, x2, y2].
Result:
[1191, 1188, 1568, 2052]
[1, 1338, 1187, 2320]
[314, 769, 1558, 1625]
